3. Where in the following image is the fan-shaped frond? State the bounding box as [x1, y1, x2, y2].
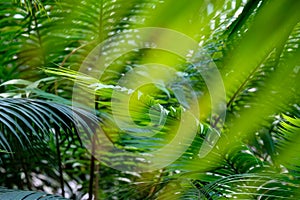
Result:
[0, 187, 69, 200]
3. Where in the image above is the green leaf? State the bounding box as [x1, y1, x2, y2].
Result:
[0, 79, 32, 87]
[0, 187, 69, 200]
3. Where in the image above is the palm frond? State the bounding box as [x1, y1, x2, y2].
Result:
[0, 187, 69, 200]
[0, 98, 98, 152]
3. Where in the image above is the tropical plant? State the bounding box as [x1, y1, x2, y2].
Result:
[0, 187, 69, 200]
[0, 0, 300, 199]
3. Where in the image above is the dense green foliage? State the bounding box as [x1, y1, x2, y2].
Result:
[0, 0, 300, 199]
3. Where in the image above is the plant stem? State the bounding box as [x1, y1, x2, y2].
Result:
[94, 163, 100, 200]
[88, 136, 96, 200]
[55, 125, 65, 197]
